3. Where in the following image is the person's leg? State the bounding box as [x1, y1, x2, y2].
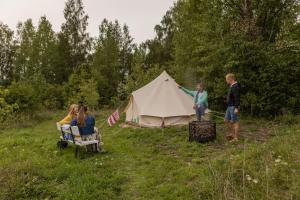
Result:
[199, 104, 206, 121]
[230, 107, 235, 140]
[233, 122, 240, 140]
[231, 108, 240, 141]
[196, 106, 201, 121]
[225, 122, 233, 139]
[225, 107, 234, 139]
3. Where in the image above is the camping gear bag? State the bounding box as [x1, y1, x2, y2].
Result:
[188, 121, 216, 143]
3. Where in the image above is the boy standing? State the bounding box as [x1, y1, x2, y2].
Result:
[225, 73, 240, 142]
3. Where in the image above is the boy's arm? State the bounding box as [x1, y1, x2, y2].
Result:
[179, 86, 195, 97]
[232, 86, 240, 109]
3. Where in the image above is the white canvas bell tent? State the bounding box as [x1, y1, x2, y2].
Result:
[124, 71, 195, 127]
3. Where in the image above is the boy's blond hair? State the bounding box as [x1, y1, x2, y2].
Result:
[226, 73, 235, 80]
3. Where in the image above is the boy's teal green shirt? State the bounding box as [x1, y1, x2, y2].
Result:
[180, 87, 208, 106]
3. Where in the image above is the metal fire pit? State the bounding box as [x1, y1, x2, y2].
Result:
[188, 121, 216, 143]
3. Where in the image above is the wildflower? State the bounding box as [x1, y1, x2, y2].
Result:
[246, 175, 252, 181]
[32, 176, 38, 182]
[282, 162, 288, 165]
[252, 179, 259, 184]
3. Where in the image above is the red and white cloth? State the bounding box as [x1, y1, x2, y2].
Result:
[107, 109, 120, 126]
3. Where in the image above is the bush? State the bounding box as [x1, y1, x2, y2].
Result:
[0, 87, 19, 121]
[42, 84, 65, 109]
[5, 82, 38, 112]
[66, 69, 100, 109]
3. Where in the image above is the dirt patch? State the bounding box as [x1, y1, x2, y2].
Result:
[216, 121, 276, 142]
[240, 122, 278, 142]
[120, 123, 141, 129]
[241, 127, 271, 142]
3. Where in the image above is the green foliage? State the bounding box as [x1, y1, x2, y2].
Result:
[13, 19, 36, 80]
[79, 78, 100, 110]
[3, 73, 65, 114]
[32, 16, 58, 83]
[145, 0, 300, 116]
[6, 81, 37, 112]
[91, 19, 135, 104]
[0, 23, 15, 85]
[0, 87, 18, 121]
[1, 0, 299, 117]
[61, 0, 91, 72]
[66, 69, 99, 109]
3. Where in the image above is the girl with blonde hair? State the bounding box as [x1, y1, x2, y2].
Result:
[58, 104, 78, 125]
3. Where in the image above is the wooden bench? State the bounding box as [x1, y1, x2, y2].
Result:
[56, 123, 101, 157]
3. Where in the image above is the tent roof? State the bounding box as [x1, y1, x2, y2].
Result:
[131, 71, 195, 118]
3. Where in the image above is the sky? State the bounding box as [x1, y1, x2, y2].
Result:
[0, 0, 175, 43]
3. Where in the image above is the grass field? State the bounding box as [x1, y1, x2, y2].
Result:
[0, 111, 299, 200]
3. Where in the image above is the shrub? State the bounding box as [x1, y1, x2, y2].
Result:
[5, 82, 38, 112]
[42, 84, 65, 109]
[0, 87, 19, 121]
[66, 69, 100, 109]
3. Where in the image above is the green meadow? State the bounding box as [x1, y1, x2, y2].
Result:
[0, 111, 299, 200]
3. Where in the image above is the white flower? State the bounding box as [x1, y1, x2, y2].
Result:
[282, 162, 288, 165]
[246, 175, 252, 181]
[252, 179, 258, 184]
